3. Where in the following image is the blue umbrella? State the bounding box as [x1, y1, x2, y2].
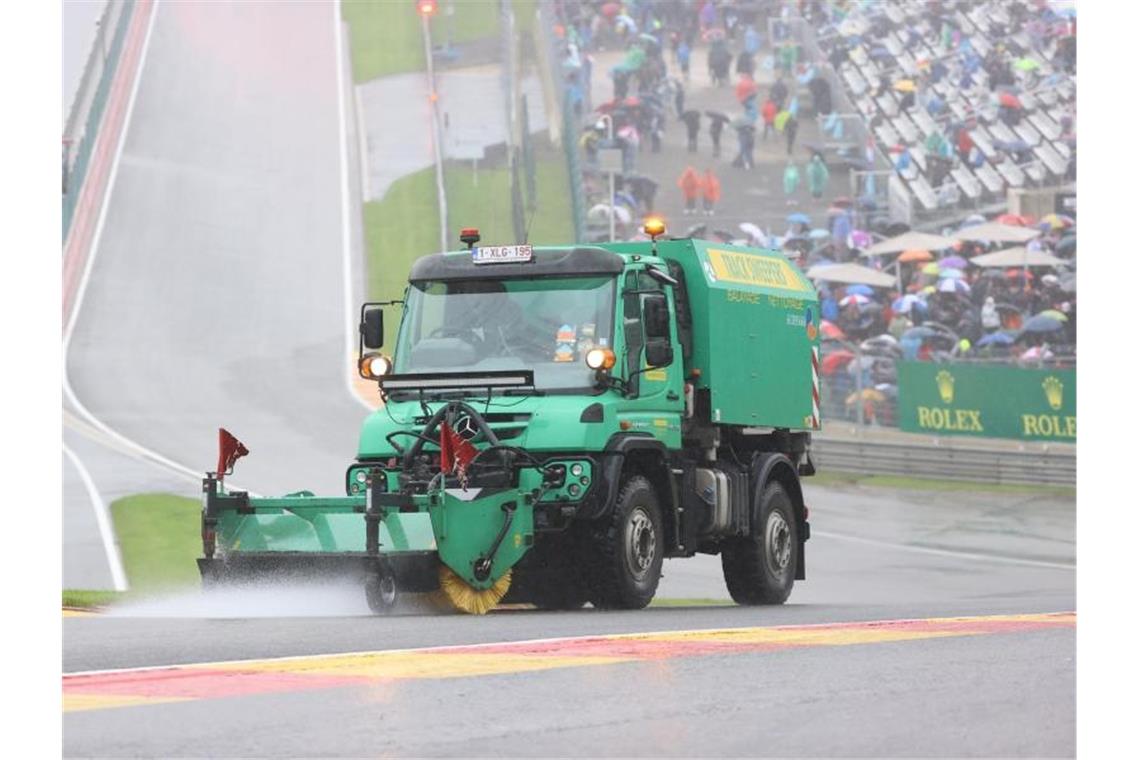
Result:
[809, 227, 831, 240]
[1021, 314, 1065, 334]
[846, 284, 874, 297]
[977, 332, 1015, 347]
[787, 212, 811, 225]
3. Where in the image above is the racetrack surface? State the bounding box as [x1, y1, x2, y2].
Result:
[65, 482, 1074, 757]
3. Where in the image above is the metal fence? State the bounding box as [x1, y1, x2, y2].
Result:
[62, 0, 135, 242]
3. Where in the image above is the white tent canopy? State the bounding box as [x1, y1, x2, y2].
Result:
[969, 247, 1066, 268]
[956, 222, 1041, 243]
[863, 231, 959, 256]
[806, 262, 897, 287]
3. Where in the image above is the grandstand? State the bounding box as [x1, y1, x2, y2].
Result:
[797, 0, 1075, 229]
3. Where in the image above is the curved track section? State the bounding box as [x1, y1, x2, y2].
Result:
[64, 0, 366, 508]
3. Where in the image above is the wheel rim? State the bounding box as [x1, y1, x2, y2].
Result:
[625, 507, 657, 582]
[378, 574, 397, 606]
[765, 510, 792, 577]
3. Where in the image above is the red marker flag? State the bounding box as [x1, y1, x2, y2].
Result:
[439, 422, 478, 485]
[217, 428, 249, 480]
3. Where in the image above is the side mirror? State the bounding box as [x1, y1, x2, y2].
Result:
[645, 338, 674, 368]
[361, 308, 384, 349]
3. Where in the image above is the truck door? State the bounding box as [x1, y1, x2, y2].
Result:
[616, 270, 684, 445]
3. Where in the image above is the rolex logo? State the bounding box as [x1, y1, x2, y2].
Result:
[935, 370, 955, 404]
[1042, 376, 1063, 411]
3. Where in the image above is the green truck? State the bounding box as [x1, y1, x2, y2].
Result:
[199, 228, 821, 613]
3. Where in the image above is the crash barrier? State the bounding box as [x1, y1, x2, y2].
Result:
[811, 435, 1074, 486]
[820, 346, 1076, 443]
[62, 0, 134, 241]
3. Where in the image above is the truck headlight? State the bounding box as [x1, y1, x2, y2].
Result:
[359, 353, 393, 379]
[585, 348, 616, 370]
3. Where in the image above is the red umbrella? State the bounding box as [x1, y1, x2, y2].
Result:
[735, 76, 759, 103]
[601, 2, 621, 18]
[820, 320, 845, 340]
[998, 92, 1022, 109]
[996, 213, 1034, 226]
[822, 350, 855, 375]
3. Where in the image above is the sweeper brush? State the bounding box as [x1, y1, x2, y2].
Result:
[438, 566, 512, 615]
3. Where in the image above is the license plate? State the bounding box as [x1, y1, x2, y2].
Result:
[472, 244, 533, 265]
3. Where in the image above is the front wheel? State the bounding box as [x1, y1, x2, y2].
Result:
[585, 474, 664, 609]
[721, 482, 798, 605]
[364, 568, 398, 614]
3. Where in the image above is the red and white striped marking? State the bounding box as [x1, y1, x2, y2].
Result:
[810, 346, 820, 428]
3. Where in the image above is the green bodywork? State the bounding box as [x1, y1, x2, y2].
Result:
[207, 239, 818, 591]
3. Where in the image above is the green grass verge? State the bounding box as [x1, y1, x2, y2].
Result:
[342, 0, 502, 82]
[63, 493, 202, 608]
[63, 590, 125, 609]
[649, 598, 735, 608]
[808, 470, 1075, 497]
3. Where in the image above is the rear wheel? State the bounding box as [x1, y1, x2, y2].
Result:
[721, 482, 797, 605]
[585, 474, 663, 609]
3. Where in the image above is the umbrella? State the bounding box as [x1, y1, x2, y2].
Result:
[587, 203, 632, 224]
[1059, 273, 1076, 293]
[864, 231, 957, 256]
[938, 278, 970, 294]
[957, 222, 1041, 243]
[1014, 57, 1040, 71]
[970, 247, 1064, 267]
[996, 213, 1032, 226]
[921, 262, 941, 275]
[893, 79, 917, 92]
[787, 212, 811, 225]
[809, 228, 831, 240]
[891, 294, 924, 313]
[850, 229, 873, 248]
[821, 350, 855, 375]
[845, 284, 874, 297]
[998, 92, 1022, 109]
[940, 255, 968, 269]
[1020, 314, 1065, 334]
[1039, 213, 1071, 231]
[898, 249, 933, 263]
[1036, 309, 1069, 322]
[820, 320, 845, 339]
[977, 331, 1015, 347]
[705, 110, 732, 126]
[961, 213, 986, 227]
[840, 294, 871, 307]
[683, 222, 708, 239]
[712, 229, 735, 242]
[938, 268, 965, 279]
[738, 222, 764, 242]
[808, 262, 897, 287]
[600, 2, 620, 18]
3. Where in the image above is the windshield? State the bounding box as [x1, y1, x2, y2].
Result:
[394, 276, 616, 392]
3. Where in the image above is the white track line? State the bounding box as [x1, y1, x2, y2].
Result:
[64, 609, 1076, 676]
[63, 443, 128, 591]
[334, 5, 374, 413]
[813, 529, 1076, 570]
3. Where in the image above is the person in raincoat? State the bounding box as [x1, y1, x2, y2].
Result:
[677, 166, 702, 214]
[784, 113, 799, 156]
[706, 111, 730, 158]
[732, 122, 756, 169]
[761, 97, 777, 140]
[807, 154, 829, 199]
[680, 109, 701, 152]
[701, 167, 721, 216]
[783, 161, 801, 201]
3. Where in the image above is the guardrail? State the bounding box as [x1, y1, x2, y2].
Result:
[812, 436, 1075, 485]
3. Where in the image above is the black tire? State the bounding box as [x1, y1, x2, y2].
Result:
[721, 481, 798, 605]
[585, 474, 664, 610]
[364, 569, 398, 614]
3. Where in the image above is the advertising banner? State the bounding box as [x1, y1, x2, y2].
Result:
[897, 362, 1076, 442]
